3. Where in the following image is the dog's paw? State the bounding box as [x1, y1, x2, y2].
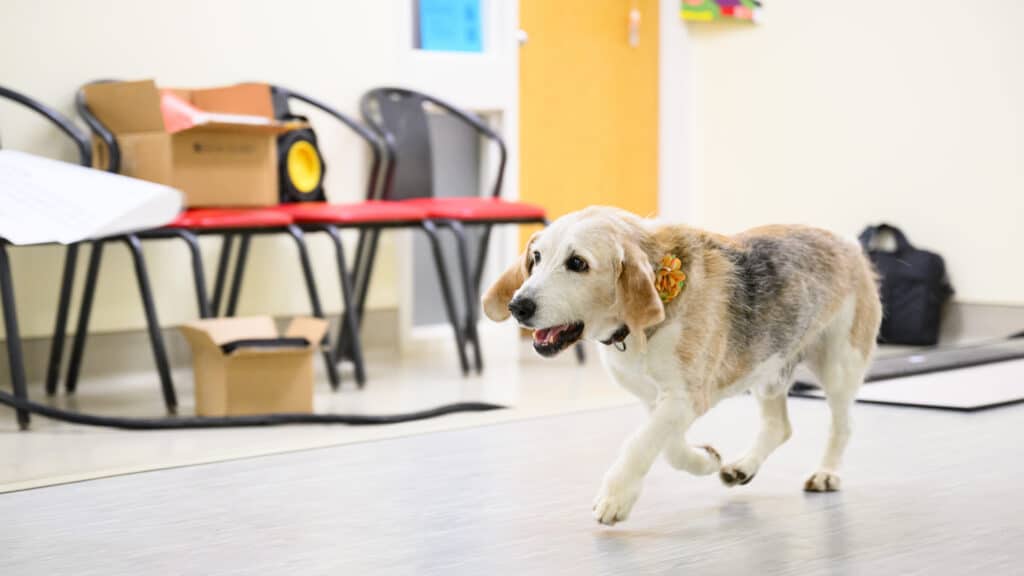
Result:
[804, 470, 841, 492]
[719, 460, 758, 487]
[592, 479, 641, 526]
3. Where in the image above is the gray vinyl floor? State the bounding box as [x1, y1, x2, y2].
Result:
[2, 396, 1022, 575]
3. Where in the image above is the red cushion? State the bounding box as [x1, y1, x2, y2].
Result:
[166, 208, 293, 229]
[274, 201, 428, 224]
[401, 197, 546, 221]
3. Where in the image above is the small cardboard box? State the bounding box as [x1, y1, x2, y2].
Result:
[180, 316, 327, 416]
[82, 80, 300, 207]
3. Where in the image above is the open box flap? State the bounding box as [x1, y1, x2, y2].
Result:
[179, 316, 279, 350]
[179, 120, 304, 136]
[284, 317, 329, 345]
[82, 80, 165, 134]
[160, 91, 301, 135]
[188, 83, 275, 118]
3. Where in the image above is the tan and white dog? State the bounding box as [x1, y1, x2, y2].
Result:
[482, 207, 881, 525]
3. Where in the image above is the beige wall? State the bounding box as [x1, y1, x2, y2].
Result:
[0, 0, 519, 339]
[687, 0, 1024, 305]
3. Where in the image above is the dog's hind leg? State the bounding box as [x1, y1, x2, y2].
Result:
[803, 300, 873, 492]
[801, 264, 880, 492]
[804, 346, 867, 492]
[719, 392, 792, 487]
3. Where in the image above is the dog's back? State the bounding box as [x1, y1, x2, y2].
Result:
[729, 225, 880, 363]
[651, 222, 881, 400]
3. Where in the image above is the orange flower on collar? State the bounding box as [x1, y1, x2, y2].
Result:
[655, 254, 687, 303]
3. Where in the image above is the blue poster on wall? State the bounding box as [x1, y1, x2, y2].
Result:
[417, 0, 483, 53]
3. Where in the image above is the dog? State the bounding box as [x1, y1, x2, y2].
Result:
[482, 206, 881, 525]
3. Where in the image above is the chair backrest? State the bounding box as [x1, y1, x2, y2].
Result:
[269, 85, 383, 203]
[75, 79, 121, 173]
[360, 89, 435, 201]
[0, 85, 92, 167]
[360, 87, 507, 202]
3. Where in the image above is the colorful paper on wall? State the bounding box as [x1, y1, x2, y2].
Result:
[682, 0, 762, 23]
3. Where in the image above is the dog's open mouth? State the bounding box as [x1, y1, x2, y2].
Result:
[532, 322, 584, 357]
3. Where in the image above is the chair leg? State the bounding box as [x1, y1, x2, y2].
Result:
[354, 228, 382, 327]
[225, 233, 251, 317]
[285, 225, 341, 391]
[167, 230, 212, 318]
[211, 233, 234, 316]
[335, 227, 378, 361]
[473, 224, 493, 297]
[334, 229, 361, 362]
[324, 226, 367, 387]
[354, 229, 381, 326]
[0, 244, 30, 430]
[443, 220, 483, 374]
[421, 221, 470, 376]
[123, 235, 177, 414]
[350, 229, 369, 305]
[46, 243, 79, 396]
[66, 241, 104, 394]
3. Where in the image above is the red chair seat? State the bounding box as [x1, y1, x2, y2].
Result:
[401, 197, 546, 221]
[274, 201, 429, 225]
[166, 208, 293, 229]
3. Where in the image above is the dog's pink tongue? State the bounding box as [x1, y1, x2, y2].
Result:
[534, 325, 568, 345]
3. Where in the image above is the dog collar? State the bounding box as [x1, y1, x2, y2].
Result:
[600, 325, 631, 351]
[600, 324, 665, 352]
[655, 254, 687, 303]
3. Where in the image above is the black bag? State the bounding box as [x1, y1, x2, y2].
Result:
[858, 224, 953, 346]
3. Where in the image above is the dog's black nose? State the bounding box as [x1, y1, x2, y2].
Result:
[508, 297, 536, 323]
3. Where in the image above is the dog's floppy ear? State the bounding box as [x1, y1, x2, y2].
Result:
[482, 233, 538, 321]
[616, 241, 665, 350]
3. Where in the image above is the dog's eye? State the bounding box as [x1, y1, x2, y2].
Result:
[533, 251, 541, 266]
[566, 255, 589, 273]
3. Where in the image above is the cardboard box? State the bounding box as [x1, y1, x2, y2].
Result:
[180, 316, 327, 416]
[83, 80, 301, 207]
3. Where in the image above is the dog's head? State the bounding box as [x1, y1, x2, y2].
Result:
[482, 207, 665, 357]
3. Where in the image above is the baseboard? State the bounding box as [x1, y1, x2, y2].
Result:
[941, 302, 1024, 343]
[0, 309, 399, 387]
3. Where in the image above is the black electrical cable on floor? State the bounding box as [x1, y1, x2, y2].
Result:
[0, 390, 506, 430]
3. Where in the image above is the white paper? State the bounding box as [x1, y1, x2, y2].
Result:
[196, 111, 276, 126]
[797, 359, 1024, 409]
[0, 150, 182, 245]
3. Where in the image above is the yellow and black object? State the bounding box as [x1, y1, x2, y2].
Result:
[278, 125, 326, 203]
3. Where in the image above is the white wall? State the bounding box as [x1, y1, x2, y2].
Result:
[658, 0, 695, 223]
[687, 0, 1024, 305]
[0, 0, 520, 339]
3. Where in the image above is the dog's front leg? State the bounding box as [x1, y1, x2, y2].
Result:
[593, 395, 693, 525]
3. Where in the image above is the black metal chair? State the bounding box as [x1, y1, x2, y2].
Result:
[355, 87, 584, 372]
[0, 85, 92, 429]
[262, 86, 477, 377]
